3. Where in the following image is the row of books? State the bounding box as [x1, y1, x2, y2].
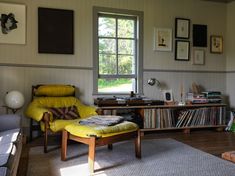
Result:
[143, 107, 226, 129]
[144, 109, 176, 128]
[176, 107, 226, 127]
[187, 91, 222, 104]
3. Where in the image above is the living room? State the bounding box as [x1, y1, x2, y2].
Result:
[0, 0, 235, 175]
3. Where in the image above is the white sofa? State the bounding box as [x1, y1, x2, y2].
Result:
[0, 115, 22, 176]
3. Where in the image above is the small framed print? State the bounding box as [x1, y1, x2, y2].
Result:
[175, 18, 190, 39]
[175, 40, 190, 61]
[154, 28, 172, 51]
[193, 49, 204, 65]
[163, 90, 173, 102]
[210, 35, 223, 54]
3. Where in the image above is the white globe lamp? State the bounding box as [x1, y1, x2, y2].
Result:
[5, 90, 25, 112]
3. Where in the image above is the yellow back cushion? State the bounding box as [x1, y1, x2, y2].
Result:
[34, 85, 75, 97]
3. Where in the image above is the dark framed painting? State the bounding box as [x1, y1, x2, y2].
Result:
[175, 18, 190, 39]
[38, 7, 74, 54]
[175, 40, 190, 61]
[193, 24, 207, 47]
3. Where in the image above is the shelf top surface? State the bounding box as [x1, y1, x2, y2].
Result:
[96, 103, 226, 109]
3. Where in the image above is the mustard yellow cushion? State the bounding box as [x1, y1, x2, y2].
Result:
[25, 97, 97, 121]
[40, 119, 80, 132]
[34, 85, 75, 97]
[65, 120, 138, 138]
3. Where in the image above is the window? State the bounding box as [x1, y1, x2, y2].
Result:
[93, 7, 143, 95]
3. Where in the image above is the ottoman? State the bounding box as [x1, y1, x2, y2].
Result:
[61, 119, 141, 173]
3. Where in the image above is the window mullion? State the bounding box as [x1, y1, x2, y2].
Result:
[116, 17, 119, 76]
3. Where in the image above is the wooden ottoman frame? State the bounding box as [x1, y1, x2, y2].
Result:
[61, 129, 141, 173]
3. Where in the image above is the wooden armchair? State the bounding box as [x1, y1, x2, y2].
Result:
[25, 85, 97, 153]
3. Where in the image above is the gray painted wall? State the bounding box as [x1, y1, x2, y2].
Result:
[226, 1, 235, 109]
[0, 0, 230, 128]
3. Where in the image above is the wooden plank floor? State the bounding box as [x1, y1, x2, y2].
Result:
[17, 130, 235, 176]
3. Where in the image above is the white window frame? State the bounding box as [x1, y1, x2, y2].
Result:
[93, 7, 143, 95]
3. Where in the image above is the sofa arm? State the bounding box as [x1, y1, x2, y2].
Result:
[0, 114, 21, 131]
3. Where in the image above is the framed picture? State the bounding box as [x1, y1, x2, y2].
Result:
[163, 90, 173, 102]
[175, 18, 190, 39]
[154, 28, 172, 51]
[193, 49, 204, 65]
[175, 40, 190, 61]
[210, 35, 223, 54]
[193, 24, 207, 47]
[38, 7, 74, 54]
[0, 2, 26, 44]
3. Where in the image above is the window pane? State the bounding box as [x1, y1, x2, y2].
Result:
[118, 55, 135, 75]
[118, 39, 134, 55]
[98, 78, 135, 93]
[98, 17, 116, 37]
[118, 19, 134, 38]
[99, 38, 116, 54]
[99, 54, 117, 74]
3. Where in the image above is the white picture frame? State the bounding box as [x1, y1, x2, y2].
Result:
[193, 49, 204, 65]
[154, 28, 172, 51]
[0, 2, 26, 44]
[163, 90, 173, 102]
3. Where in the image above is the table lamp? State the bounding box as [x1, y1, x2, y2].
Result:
[4, 90, 25, 113]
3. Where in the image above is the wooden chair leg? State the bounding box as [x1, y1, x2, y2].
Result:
[61, 130, 68, 161]
[44, 126, 48, 153]
[108, 144, 113, 150]
[135, 130, 141, 158]
[88, 137, 96, 174]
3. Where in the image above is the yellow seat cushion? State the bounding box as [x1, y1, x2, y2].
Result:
[65, 120, 138, 138]
[40, 119, 80, 132]
[25, 97, 97, 122]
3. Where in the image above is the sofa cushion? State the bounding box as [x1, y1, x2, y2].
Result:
[48, 106, 79, 120]
[0, 167, 7, 176]
[0, 143, 13, 166]
[0, 129, 20, 145]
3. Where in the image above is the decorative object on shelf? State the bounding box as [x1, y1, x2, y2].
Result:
[178, 83, 185, 106]
[154, 28, 172, 51]
[193, 49, 205, 65]
[193, 24, 207, 47]
[210, 35, 223, 54]
[175, 18, 190, 39]
[162, 90, 173, 103]
[175, 40, 190, 61]
[38, 7, 74, 54]
[4, 90, 25, 113]
[0, 2, 26, 44]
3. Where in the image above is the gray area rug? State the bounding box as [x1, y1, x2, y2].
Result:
[27, 138, 235, 176]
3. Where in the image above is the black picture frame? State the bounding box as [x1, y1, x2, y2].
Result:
[175, 40, 190, 61]
[38, 7, 74, 54]
[175, 18, 190, 39]
[193, 24, 207, 47]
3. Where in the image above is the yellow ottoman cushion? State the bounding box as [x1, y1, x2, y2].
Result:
[65, 120, 138, 138]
